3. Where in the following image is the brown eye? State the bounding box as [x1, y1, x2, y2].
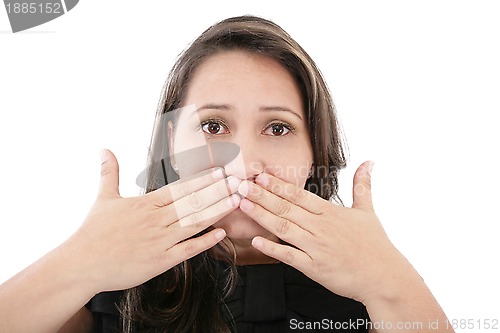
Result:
[263, 122, 292, 136]
[201, 120, 228, 135]
[208, 122, 220, 134]
[271, 124, 285, 136]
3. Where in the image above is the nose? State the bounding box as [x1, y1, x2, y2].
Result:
[223, 140, 264, 181]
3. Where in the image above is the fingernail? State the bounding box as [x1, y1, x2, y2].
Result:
[215, 229, 226, 241]
[238, 180, 250, 197]
[255, 173, 269, 186]
[99, 149, 108, 163]
[239, 198, 254, 212]
[367, 161, 374, 176]
[227, 176, 242, 192]
[212, 168, 225, 181]
[226, 194, 240, 208]
[252, 237, 263, 248]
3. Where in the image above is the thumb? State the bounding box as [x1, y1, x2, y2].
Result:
[98, 149, 120, 198]
[352, 161, 374, 212]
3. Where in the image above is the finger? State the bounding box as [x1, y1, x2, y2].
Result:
[98, 149, 120, 199]
[252, 173, 326, 214]
[239, 197, 313, 247]
[163, 228, 227, 268]
[146, 167, 225, 207]
[251, 236, 312, 272]
[238, 181, 314, 232]
[171, 193, 240, 228]
[173, 176, 241, 220]
[162, 194, 238, 249]
[351, 161, 374, 212]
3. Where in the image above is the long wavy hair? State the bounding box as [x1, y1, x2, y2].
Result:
[121, 15, 347, 333]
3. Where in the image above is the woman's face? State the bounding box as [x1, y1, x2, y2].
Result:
[176, 50, 313, 242]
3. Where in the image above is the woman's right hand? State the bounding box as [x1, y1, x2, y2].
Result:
[66, 149, 240, 294]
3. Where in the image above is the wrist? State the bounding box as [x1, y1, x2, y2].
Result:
[55, 232, 106, 298]
[361, 248, 423, 308]
[361, 259, 453, 333]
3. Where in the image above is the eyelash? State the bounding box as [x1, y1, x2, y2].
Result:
[265, 120, 295, 136]
[199, 118, 229, 136]
[199, 118, 295, 137]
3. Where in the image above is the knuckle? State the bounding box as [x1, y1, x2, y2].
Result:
[274, 184, 286, 197]
[355, 172, 372, 191]
[183, 241, 199, 257]
[310, 262, 322, 277]
[283, 249, 294, 264]
[276, 217, 291, 235]
[275, 200, 291, 217]
[188, 192, 204, 211]
[364, 178, 372, 191]
[290, 186, 306, 202]
[143, 190, 164, 208]
[188, 211, 203, 227]
[253, 186, 264, 201]
[100, 166, 114, 178]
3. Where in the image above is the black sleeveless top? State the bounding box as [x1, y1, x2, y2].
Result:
[86, 263, 370, 332]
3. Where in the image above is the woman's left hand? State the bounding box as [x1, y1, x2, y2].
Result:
[238, 161, 413, 304]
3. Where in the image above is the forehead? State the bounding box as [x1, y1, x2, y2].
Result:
[184, 51, 304, 115]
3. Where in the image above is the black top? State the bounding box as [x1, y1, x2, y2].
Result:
[86, 263, 370, 332]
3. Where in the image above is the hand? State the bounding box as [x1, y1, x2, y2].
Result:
[238, 161, 411, 303]
[67, 149, 240, 293]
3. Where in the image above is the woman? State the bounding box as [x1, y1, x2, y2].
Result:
[0, 16, 453, 333]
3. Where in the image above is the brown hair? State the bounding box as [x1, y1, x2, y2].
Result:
[122, 15, 347, 333]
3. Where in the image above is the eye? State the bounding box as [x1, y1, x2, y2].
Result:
[201, 119, 229, 135]
[263, 122, 293, 136]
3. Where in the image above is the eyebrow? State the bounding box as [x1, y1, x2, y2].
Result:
[195, 103, 303, 120]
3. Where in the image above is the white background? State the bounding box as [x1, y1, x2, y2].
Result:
[1, 1, 499, 331]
